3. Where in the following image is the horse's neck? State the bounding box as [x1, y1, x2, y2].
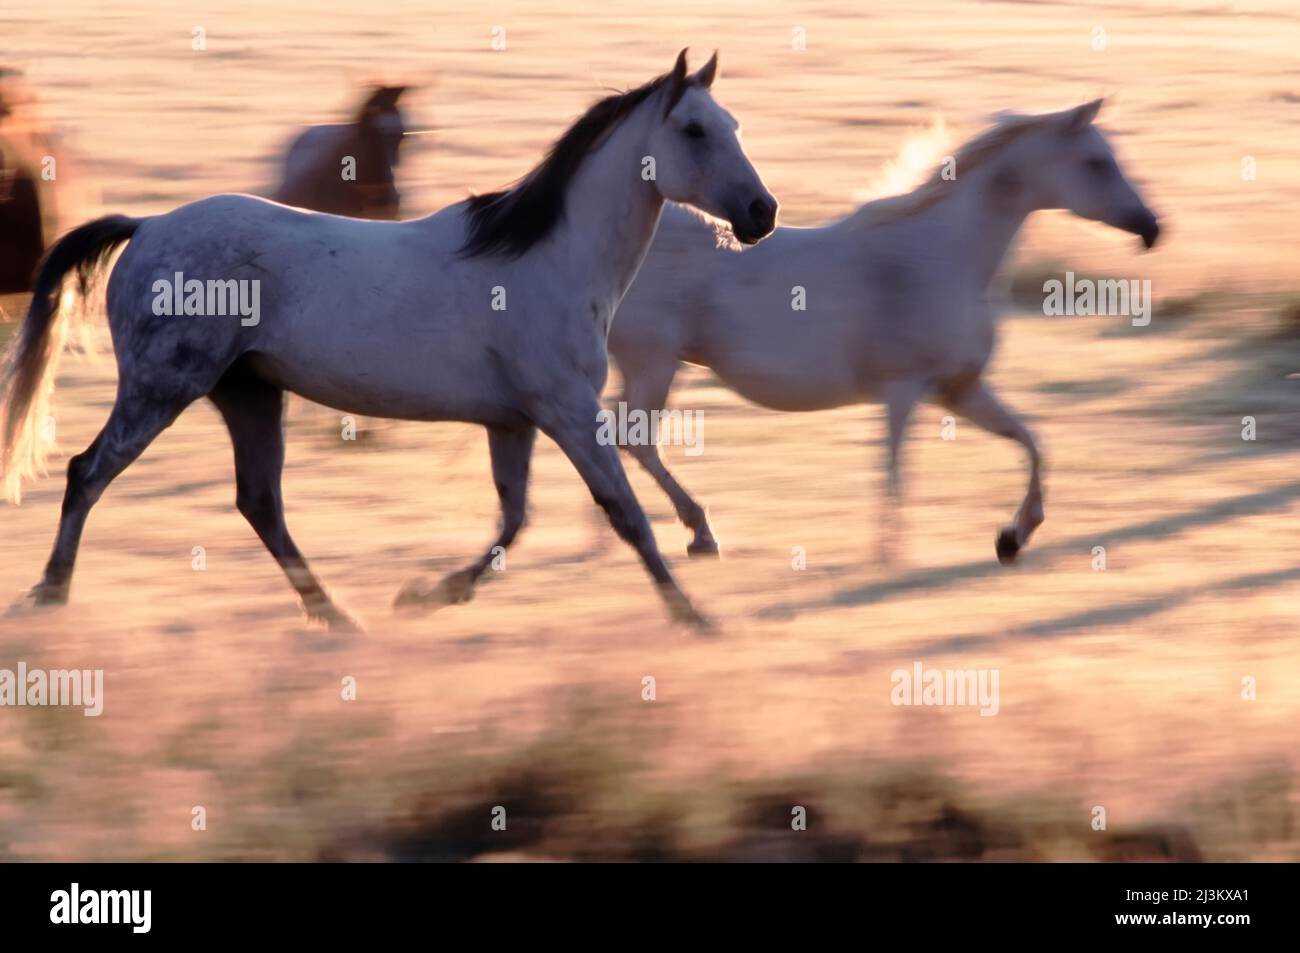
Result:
[553, 108, 664, 307]
[890, 162, 1039, 293]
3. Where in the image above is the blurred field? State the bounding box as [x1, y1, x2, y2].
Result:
[2, 0, 1299, 860]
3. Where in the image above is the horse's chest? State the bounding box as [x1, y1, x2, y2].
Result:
[565, 298, 613, 388]
[940, 307, 995, 376]
[895, 302, 994, 381]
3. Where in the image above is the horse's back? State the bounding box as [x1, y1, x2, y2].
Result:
[117, 192, 470, 309]
[275, 125, 346, 192]
[106, 194, 521, 420]
[613, 214, 918, 410]
[617, 214, 852, 341]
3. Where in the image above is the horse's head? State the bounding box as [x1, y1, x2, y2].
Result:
[0, 66, 25, 123]
[357, 85, 408, 167]
[342, 85, 409, 219]
[646, 50, 777, 245]
[1027, 100, 1160, 249]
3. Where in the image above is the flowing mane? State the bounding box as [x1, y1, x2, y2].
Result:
[849, 111, 1059, 227]
[460, 70, 692, 259]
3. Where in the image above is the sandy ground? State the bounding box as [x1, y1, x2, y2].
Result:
[2, 291, 1297, 859]
[1, 0, 1298, 859]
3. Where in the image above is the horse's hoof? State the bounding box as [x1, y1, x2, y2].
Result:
[393, 580, 432, 611]
[995, 528, 1021, 565]
[673, 603, 717, 634]
[687, 538, 721, 559]
[393, 570, 477, 613]
[304, 596, 364, 634]
[5, 583, 63, 617]
[660, 585, 717, 634]
[29, 582, 68, 606]
[321, 608, 364, 635]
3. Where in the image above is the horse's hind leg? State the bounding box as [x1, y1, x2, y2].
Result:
[879, 379, 924, 564]
[31, 384, 202, 604]
[619, 359, 719, 557]
[394, 423, 536, 611]
[208, 367, 359, 632]
[938, 378, 1044, 564]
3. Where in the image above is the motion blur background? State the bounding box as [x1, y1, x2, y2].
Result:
[0, 0, 1297, 860]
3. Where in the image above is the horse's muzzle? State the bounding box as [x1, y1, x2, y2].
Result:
[732, 195, 778, 245]
[1128, 209, 1160, 250]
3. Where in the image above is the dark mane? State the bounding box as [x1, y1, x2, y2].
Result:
[460, 71, 689, 259]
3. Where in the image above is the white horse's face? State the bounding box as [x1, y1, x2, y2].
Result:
[648, 60, 777, 245]
[1032, 101, 1160, 249]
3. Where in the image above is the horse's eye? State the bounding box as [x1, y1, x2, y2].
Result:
[683, 122, 706, 140]
[1085, 157, 1114, 176]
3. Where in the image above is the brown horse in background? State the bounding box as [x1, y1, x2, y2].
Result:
[0, 67, 59, 294]
[271, 85, 408, 220]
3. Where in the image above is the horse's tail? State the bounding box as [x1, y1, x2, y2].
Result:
[0, 214, 142, 503]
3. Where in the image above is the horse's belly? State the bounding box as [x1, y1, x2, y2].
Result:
[247, 348, 513, 425]
[694, 300, 866, 411]
[709, 356, 861, 412]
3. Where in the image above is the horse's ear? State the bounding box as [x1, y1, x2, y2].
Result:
[663, 48, 690, 117]
[670, 48, 689, 92]
[692, 50, 719, 89]
[358, 85, 406, 120]
[1064, 98, 1104, 132]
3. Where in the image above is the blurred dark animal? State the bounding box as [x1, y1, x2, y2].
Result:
[271, 85, 408, 219]
[0, 67, 60, 294]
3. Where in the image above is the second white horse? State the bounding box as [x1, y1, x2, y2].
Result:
[609, 100, 1159, 563]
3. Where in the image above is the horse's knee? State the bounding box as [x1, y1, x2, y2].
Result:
[235, 485, 277, 526]
[592, 491, 619, 523]
[623, 440, 660, 469]
[594, 493, 649, 544]
[498, 504, 526, 544]
[64, 450, 92, 491]
[62, 450, 104, 510]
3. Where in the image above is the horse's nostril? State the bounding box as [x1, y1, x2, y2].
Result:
[748, 198, 776, 230]
[1134, 213, 1160, 249]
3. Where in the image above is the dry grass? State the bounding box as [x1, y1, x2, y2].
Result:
[1, 293, 1298, 861]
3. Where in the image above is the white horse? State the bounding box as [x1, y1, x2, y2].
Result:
[609, 100, 1159, 562]
[0, 50, 777, 631]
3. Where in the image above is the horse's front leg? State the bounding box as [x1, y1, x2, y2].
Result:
[937, 378, 1044, 563]
[531, 383, 712, 632]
